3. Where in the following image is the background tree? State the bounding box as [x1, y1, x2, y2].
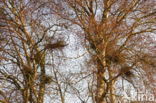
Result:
[0, 0, 67, 103]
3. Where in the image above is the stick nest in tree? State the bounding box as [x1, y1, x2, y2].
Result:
[45, 40, 67, 50]
[43, 75, 53, 84]
[121, 66, 134, 78]
[106, 51, 125, 64]
[23, 64, 33, 74]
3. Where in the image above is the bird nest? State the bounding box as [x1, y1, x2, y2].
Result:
[106, 51, 125, 64]
[121, 66, 134, 78]
[45, 40, 66, 50]
[42, 75, 53, 84]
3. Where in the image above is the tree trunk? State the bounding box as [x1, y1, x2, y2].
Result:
[38, 66, 45, 103]
[96, 67, 106, 103]
[95, 41, 108, 103]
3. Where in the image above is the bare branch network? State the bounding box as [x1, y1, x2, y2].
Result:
[0, 0, 156, 103]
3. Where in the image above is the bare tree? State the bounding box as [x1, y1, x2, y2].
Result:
[51, 0, 156, 103]
[0, 0, 66, 103]
[0, 0, 156, 103]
